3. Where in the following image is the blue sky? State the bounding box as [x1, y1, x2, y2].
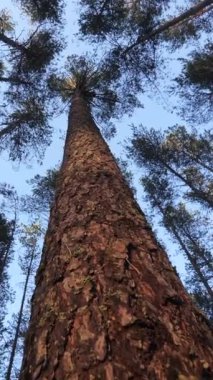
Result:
[0, 0, 188, 320]
[0, 0, 184, 197]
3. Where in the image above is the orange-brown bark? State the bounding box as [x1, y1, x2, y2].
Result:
[20, 92, 213, 380]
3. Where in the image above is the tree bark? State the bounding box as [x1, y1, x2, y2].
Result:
[20, 92, 213, 380]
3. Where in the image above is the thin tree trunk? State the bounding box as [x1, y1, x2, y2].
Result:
[170, 226, 213, 300]
[156, 156, 213, 208]
[150, 196, 213, 301]
[122, 0, 213, 55]
[20, 92, 213, 380]
[6, 246, 35, 380]
[180, 148, 213, 174]
[180, 228, 213, 273]
[0, 217, 16, 280]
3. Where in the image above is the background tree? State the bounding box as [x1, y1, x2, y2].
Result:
[175, 42, 213, 123]
[128, 125, 213, 317]
[79, 0, 212, 48]
[0, 184, 17, 376]
[128, 125, 213, 207]
[21, 168, 59, 219]
[0, 213, 14, 373]
[2, 301, 31, 380]
[79, 0, 213, 115]
[0, 3, 63, 161]
[15, 0, 64, 23]
[142, 176, 212, 315]
[3, 223, 42, 380]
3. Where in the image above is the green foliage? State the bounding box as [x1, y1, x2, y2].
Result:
[22, 168, 58, 216]
[49, 54, 141, 137]
[79, 0, 170, 41]
[175, 43, 213, 123]
[79, 0, 213, 126]
[16, 0, 64, 22]
[191, 290, 213, 321]
[2, 307, 30, 379]
[128, 125, 213, 208]
[0, 9, 14, 33]
[0, 184, 17, 275]
[141, 175, 213, 316]
[128, 125, 213, 316]
[79, 1, 128, 40]
[184, 45, 213, 87]
[79, 0, 212, 50]
[163, 21, 198, 47]
[0, 214, 11, 246]
[78, 1, 174, 116]
[0, 61, 4, 77]
[116, 158, 136, 195]
[0, 4, 64, 162]
[18, 223, 42, 273]
[0, 96, 52, 161]
[0, 27, 63, 74]
[20, 31, 63, 74]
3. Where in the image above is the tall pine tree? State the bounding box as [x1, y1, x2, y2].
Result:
[0, 1, 212, 378]
[19, 59, 213, 380]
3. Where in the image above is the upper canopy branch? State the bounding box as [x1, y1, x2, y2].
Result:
[122, 0, 213, 56]
[0, 32, 27, 52]
[0, 76, 30, 85]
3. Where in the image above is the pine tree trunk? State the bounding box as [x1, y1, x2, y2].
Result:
[20, 92, 213, 380]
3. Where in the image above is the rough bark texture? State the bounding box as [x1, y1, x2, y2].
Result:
[20, 93, 213, 380]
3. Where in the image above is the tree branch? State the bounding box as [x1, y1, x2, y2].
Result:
[0, 76, 30, 85]
[0, 124, 16, 139]
[0, 32, 27, 52]
[122, 0, 213, 56]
